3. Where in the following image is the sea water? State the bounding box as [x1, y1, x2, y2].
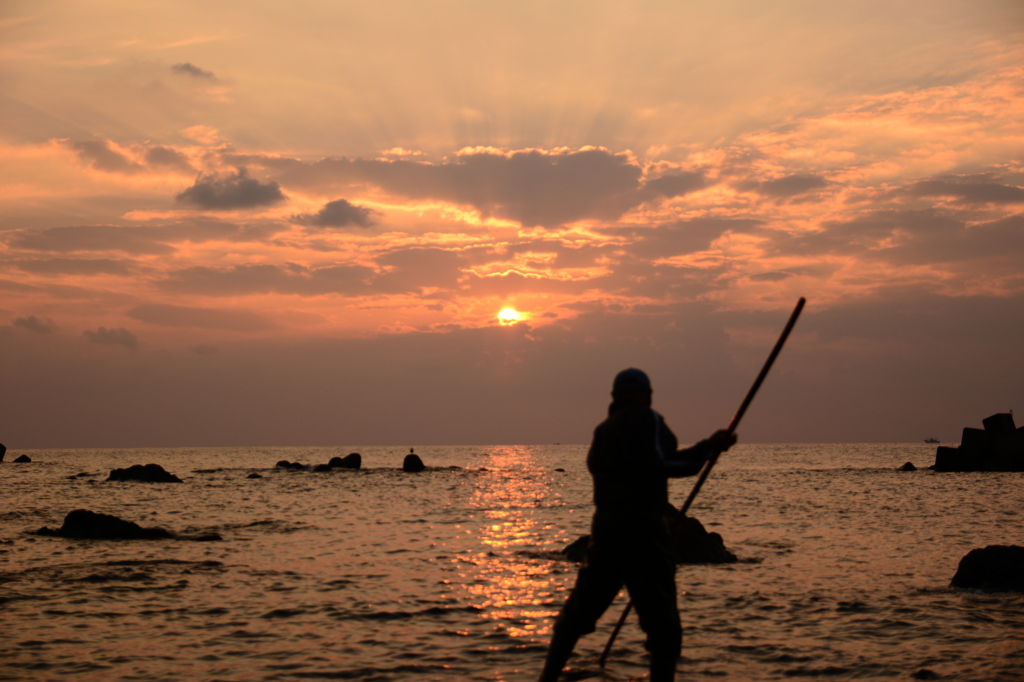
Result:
[1, 444, 1022, 681]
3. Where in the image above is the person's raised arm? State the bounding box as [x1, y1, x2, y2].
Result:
[662, 429, 737, 478]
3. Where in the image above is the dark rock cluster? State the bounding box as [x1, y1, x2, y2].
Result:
[279, 453, 362, 472]
[950, 545, 1024, 592]
[276, 451, 431, 472]
[107, 463, 183, 482]
[934, 412, 1024, 472]
[329, 453, 361, 469]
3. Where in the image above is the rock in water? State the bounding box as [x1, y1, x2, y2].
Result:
[13, 454, 31, 463]
[562, 535, 590, 562]
[951, 545, 1024, 592]
[247, 472, 263, 479]
[275, 460, 292, 468]
[560, 510, 737, 565]
[898, 462, 917, 471]
[0, 442, 6, 462]
[670, 514, 738, 564]
[35, 509, 175, 540]
[106, 463, 182, 483]
[403, 454, 425, 472]
[328, 453, 361, 469]
[312, 463, 332, 472]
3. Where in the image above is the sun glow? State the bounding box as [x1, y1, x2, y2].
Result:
[497, 308, 521, 325]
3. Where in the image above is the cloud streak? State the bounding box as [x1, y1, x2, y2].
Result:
[280, 147, 643, 227]
[84, 326, 138, 349]
[127, 304, 274, 331]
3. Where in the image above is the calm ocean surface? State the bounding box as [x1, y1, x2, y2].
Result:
[1, 443, 1022, 681]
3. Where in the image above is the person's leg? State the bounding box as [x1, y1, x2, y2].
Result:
[624, 549, 681, 682]
[537, 628, 580, 682]
[538, 560, 623, 682]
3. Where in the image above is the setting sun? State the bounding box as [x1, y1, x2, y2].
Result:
[497, 308, 521, 325]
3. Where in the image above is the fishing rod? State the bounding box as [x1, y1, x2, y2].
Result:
[598, 296, 806, 668]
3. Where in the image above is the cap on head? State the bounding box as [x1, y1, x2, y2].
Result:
[612, 367, 651, 393]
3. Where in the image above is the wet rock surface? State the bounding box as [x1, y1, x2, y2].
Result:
[35, 510, 175, 540]
[950, 544, 1024, 592]
[328, 453, 361, 469]
[560, 509, 737, 565]
[275, 460, 307, 470]
[666, 508, 738, 564]
[403, 454, 425, 472]
[562, 535, 590, 562]
[107, 463, 182, 483]
[34, 510, 221, 542]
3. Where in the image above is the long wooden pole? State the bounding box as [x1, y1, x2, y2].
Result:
[597, 297, 805, 668]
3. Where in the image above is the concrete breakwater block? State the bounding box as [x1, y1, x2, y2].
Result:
[982, 413, 1016, 437]
[933, 412, 1024, 472]
[951, 545, 1024, 592]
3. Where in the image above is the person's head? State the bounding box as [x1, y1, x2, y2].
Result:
[611, 367, 652, 406]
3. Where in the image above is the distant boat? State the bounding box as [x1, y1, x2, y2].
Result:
[924, 437, 940, 443]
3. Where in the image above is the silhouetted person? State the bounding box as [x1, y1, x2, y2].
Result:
[538, 368, 736, 682]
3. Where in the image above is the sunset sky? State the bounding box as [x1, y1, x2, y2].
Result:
[2, 1, 1023, 448]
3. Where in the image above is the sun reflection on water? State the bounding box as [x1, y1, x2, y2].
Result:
[456, 445, 573, 638]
